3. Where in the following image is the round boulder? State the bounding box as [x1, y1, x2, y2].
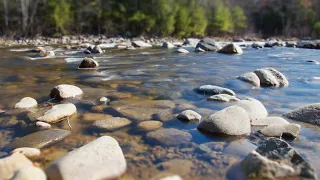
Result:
[237, 72, 260, 86]
[283, 103, 320, 125]
[218, 43, 243, 54]
[177, 110, 202, 121]
[137, 121, 163, 131]
[254, 68, 289, 87]
[234, 98, 268, 121]
[14, 97, 37, 109]
[50, 84, 83, 99]
[78, 57, 99, 68]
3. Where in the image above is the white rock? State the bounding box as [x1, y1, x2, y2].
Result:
[162, 42, 175, 48]
[207, 94, 240, 102]
[260, 124, 301, 138]
[37, 103, 77, 123]
[12, 166, 46, 180]
[132, 41, 152, 48]
[197, 106, 251, 135]
[11, 148, 41, 158]
[238, 72, 261, 86]
[0, 153, 33, 180]
[160, 175, 183, 180]
[176, 48, 189, 54]
[50, 84, 83, 99]
[254, 68, 289, 87]
[14, 97, 37, 109]
[99, 97, 109, 104]
[46, 136, 127, 180]
[235, 98, 268, 121]
[251, 117, 289, 126]
[177, 110, 202, 121]
[35, 121, 52, 129]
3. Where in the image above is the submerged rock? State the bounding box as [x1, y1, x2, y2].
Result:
[254, 68, 289, 87]
[137, 121, 163, 131]
[46, 136, 126, 180]
[50, 84, 83, 99]
[195, 38, 220, 51]
[0, 153, 33, 180]
[8, 129, 71, 150]
[14, 97, 37, 109]
[235, 98, 268, 121]
[92, 117, 131, 131]
[37, 103, 76, 123]
[283, 103, 320, 125]
[197, 106, 251, 136]
[39, 50, 55, 57]
[146, 128, 192, 146]
[237, 72, 260, 86]
[218, 43, 243, 54]
[177, 110, 202, 121]
[11, 148, 41, 158]
[195, 85, 236, 96]
[207, 94, 240, 102]
[259, 124, 301, 138]
[78, 57, 99, 68]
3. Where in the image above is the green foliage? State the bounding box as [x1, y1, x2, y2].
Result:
[190, 7, 208, 37]
[212, 2, 233, 33]
[313, 21, 320, 37]
[48, 0, 72, 35]
[232, 6, 247, 32]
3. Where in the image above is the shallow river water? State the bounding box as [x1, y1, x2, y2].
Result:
[0, 45, 319, 179]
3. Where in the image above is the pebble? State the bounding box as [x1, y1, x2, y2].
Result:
[14, 97, 38, 109]
[11, 148, 41, 158]
[137, 121, 163, 131]
[92, 117, 131, 131]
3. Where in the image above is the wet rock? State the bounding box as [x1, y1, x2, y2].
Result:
[91, 45, 103, 53]
[162, 42, 174, 48]
[30, 46, 45, 53]
[198, 106, 251, 136]
[195, 38, 220, 51]
[195, 85, 235, 96]
[218, 43, 243, 54]
[283, 103, 320, 125]
[132, 41, 152, 48]
[198, 142, 227, 153]
[40, 50, 55, 57]
[156, 159, 193, 176]
[207, 94, 240, 102]
[251, 43, 263, 49]
[8, 129, 70, 150]
[176, 48, 189, 53]
[306, 60, 319, 64]
[237, 72, 260, 86]
[92, 117, 131, 131]
[50, 84, 83, 99]
[14, 97, 37, 109]
[254, 68, 289, 87]
[242, 138, 317, 179]
[195, 47, 205, 52]
[259, 124, 301, 138]
[235, 98, 268, 121]
[286, 42, 297, 48]
[11, 148, 41, 158]
[251, 116, 289, 126]
[46, 136, 127, 180]
[177, 110, 202, 121]
[12, 166, 46, 180]
[37, 103, 76, 123]
[137, 121, 163, 131]
[0, 153, 33, 180]
[183, 38, 199, 47]
[78, 57, 99, 68]
[146, 128, 192, 146]
[35, 121, 52, 129]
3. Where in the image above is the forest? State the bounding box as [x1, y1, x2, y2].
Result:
[1, 0, 320, 38]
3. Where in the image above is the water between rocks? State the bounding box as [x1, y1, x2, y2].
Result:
[0, 45, 319, 179]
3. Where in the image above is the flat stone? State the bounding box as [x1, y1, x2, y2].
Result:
[78, 57, 99, 68]
[46, 136, 126, 180]
[14, 97, 37, 109]
[195, 85, 236, 96]
[283, 103, 320, 125]
[92, 117, 131, 131]
[207, 94, 240, 102]
[176, 48, 189, 53]
[254, 68, 289, 87]
[237, 72, 261, 86]
[12, 166, 46, 180]
[234, 98, 268, 121]
[251, 116, 289, 126]
[195, 38, 220, 51]
[260, 124, 301, 138]
[81, 113, 113, 122]
[146, 128, 192, 146]
[197, 106, 251, 136]
[50, 84, 83, 99]
[11, 148, 41, 158]
[37, 103, 77, 123]
[0, 153, 33, 180]
[137, 121, 163, 131]
[177, 110, 202, 121]
[218, 43, 243, 54]
[8, 129, 71, 150]
[35, 121, 52, 129]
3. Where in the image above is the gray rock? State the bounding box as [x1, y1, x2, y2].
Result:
[197, 106, 251, 136]
[259, 124, 301, 138]
[92, 117, 131, 131]
[254, 68, 289, 87]
[11, 148, 41, 158]
[237, 72, 261, 86]
[176, 48, 189, 54]
[306, 60, 319, 64]
[8, 129, 70, 150]
[50, 84, 83, 99]
[183, 38, 199, 47]
[207, 94, 240, 102]
[251, 43, 263, 49]
[195, 38, 220, 51]
[251, 116, 289, 126]
[78, 57, 99, 68]
[0, 153, 33, 180]
[195, 85, 235, 96]
[46, 136, 126, 180]
[218, 43, 243, 54]
[12, 166, 46, 180]
[14, 97, 37, 109]
[235, 98, 268, 121]
[91, 45, 103, 53]
[162, 42, 174, 49]
[37, 103, 77, 123]
[146, 128, 192, 146]
[283, 103, 320, 125]
[195, 47, 205, 52]
[132, 41, 152, 48]
[137, 121, 163, 131]
[177, 110, 202, 121]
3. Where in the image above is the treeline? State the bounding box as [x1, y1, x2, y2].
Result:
[1, 0, 320, 38]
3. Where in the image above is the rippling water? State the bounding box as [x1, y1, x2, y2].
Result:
[0, 45, 319, 179]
